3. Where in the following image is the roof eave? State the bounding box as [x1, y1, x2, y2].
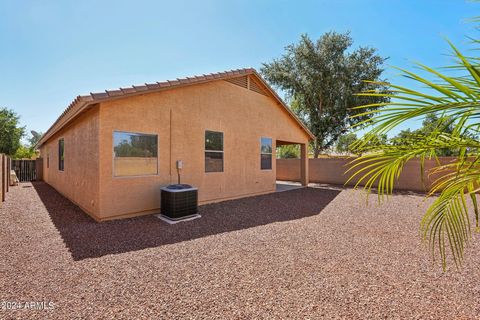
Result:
[36, 97, 93, 148]
[36, 68, 315, 148]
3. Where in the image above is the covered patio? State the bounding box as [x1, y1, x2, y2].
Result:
[276, 139, 309, 186]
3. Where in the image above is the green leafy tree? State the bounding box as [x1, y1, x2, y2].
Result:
[261, 32, 389, 158]
[347, 23, 480, 269]
[336, 133, 358, 154]
[277, 145, 300, 158]
[12, 130, 44, 159]
[337, 132, 387, 155]
[391, 114, 457, 156]
[0, 108, 24, 155]
[13, 145, 35, 159]
[390, 128, 414, 145]
[114, 135, 157, 157]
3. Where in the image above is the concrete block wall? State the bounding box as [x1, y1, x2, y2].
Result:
[276, 157, 454, 192]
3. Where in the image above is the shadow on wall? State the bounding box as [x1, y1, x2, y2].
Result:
[32, 182, 340, 261]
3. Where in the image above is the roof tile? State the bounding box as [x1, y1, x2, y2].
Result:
[157, 81, 170, 87]
[106, 90, 123, 97]
[145, 83, 160, 89]
[80, 94, 94, 101]
[132, 85, 148, 91]
[90, 92, 109, 100]
[37, 68, 315, 147]
[120, 87, 136, 94]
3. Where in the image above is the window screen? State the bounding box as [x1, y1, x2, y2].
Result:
[113, 131, 158, 176]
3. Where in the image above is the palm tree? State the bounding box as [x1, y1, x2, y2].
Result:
[347, 33, 480, 269]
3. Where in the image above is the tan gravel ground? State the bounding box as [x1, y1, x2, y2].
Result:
[1, 182, 480, 319]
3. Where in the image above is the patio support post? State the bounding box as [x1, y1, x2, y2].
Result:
[300, 143, 309, 186]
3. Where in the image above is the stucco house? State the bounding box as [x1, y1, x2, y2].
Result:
[36, 68, 313, 221]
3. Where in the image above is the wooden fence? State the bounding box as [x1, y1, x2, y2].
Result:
[1, 157, 44, 204]
[11, 159, 37, 182]
[1, 154, 11, 203]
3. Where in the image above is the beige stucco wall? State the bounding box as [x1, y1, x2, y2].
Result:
[94, 80, 310, 219]
[40, 108, 100, 217]
[277, 157, 454, 192]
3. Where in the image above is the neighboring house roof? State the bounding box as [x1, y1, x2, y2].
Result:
[36, 68, 315, 147]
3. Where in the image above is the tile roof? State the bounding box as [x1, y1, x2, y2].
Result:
[36, 68, 314, 147]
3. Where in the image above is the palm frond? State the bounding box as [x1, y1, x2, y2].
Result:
[346, 38, 480, 269]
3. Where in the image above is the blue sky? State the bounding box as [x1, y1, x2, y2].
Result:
[0, 0, 477, 140]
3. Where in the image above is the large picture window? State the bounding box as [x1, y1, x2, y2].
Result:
[260, 137, 272, 170]
[58, 139, 64, 171]
[205, 130, 223, 172]
[113, 131, 158, 177]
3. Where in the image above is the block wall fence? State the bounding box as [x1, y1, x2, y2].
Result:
[276, 157, 455, 192]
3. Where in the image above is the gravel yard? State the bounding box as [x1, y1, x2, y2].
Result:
[1, 182, 480, 319]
